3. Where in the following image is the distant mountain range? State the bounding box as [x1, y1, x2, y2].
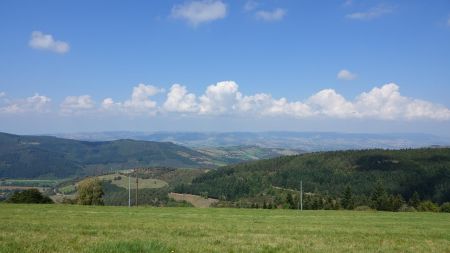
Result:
[53, 131, 450, 151]
[0, 132, 301, 179]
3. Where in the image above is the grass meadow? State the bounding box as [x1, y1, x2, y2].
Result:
[0, 204, 449, 253]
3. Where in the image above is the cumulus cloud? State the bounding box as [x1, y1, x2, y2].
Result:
[123, 84, 162, 114]
[164, 84, 198, 113]
[237, 93, 312, 117]
[307, 89, 356, 118]
[171, 0, 227, 26]
[3, 81, 448, 121]
[0, 93, 51, 114]
[60, 95, 95, 114]
[29, 31, 70, 54]
[159, 81, 450, 121]
[354, 83, 450, 120]
[255, 8, 286, 22]
[199, 81, 242, 114]
[346, 5, 393, 20]
[337, 69, 357, 80]
[101, 98, 122, 111]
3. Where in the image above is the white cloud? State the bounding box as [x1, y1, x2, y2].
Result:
[123, 83, 162, 114]
[4, 82, 448, 122]
[255, 8, 286, 22]
[346, 5, 393, 20]
[237, 93, 313, 117]
[354, 83, 450, 120]
[60, 95, 95, 114]
[199, 81, 242, 114]
[29, 31, 70, 54]
[244, 0, 259, 12]
[164, 84, 198, 113]
[337, 69, 357, 80]
[0, 93, 51, 114]
[158, 81, 450, 121]
[171, 0, 227, 26]
[307, 89, 356, 118]
[101, 98, 122, 110]
[0, 92, 5, 98]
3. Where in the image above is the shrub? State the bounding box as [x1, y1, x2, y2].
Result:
[6, 189, 53, 204]
[77, 178, 104, 205]
[440, 202, 450, 213]
[398, 204, 416, 212]
[417, 201, 439, 212]
[61, 197, 77, 204]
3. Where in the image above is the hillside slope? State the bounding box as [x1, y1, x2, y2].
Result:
[0, 132, 218, 178]
[177, 148, 450, 204]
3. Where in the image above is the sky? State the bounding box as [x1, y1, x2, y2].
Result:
[1, 0, 450, 135]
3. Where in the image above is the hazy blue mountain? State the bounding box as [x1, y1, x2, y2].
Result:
[53, 131, 450, 151]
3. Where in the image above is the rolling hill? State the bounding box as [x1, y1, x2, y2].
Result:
[0, 132, 220, 178]
[0, 132, 299, 179]
[176, 148, 450, 204]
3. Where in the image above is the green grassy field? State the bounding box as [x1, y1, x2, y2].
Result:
[0, 204, 449, 253]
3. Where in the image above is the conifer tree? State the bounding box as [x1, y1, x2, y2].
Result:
[341, 185, 354, 210]
[409, 191, 420, 208]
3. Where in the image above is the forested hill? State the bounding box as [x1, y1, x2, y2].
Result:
[0, 132, 219, 178]
[177, 148, 450, 204]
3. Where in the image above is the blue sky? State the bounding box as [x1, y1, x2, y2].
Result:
[1, 0, 450, 135]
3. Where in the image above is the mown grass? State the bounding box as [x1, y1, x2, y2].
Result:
[0, 204, 449, 253]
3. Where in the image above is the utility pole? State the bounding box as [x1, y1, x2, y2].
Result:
[300, 180, 303, 211]
[135, 169, 139, 207]
[128, 171, 131, 207]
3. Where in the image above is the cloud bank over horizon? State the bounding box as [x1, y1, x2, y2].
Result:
[1, 81, 450, 121]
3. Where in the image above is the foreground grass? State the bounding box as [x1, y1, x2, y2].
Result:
[0, 204, 449, 253]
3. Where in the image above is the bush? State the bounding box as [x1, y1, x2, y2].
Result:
[440, 202, 450, 213]
[417, 201, 439, 212]
[6, 189, 53, 204]
[77, 178, 104, 205]
[354, 205, 374, 211]
[61, 197, 77, 204]
[398, 204, 416, 212]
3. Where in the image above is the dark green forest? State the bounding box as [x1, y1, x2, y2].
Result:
[175, 148, 450, 211]
[0, 132, 218, 178]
